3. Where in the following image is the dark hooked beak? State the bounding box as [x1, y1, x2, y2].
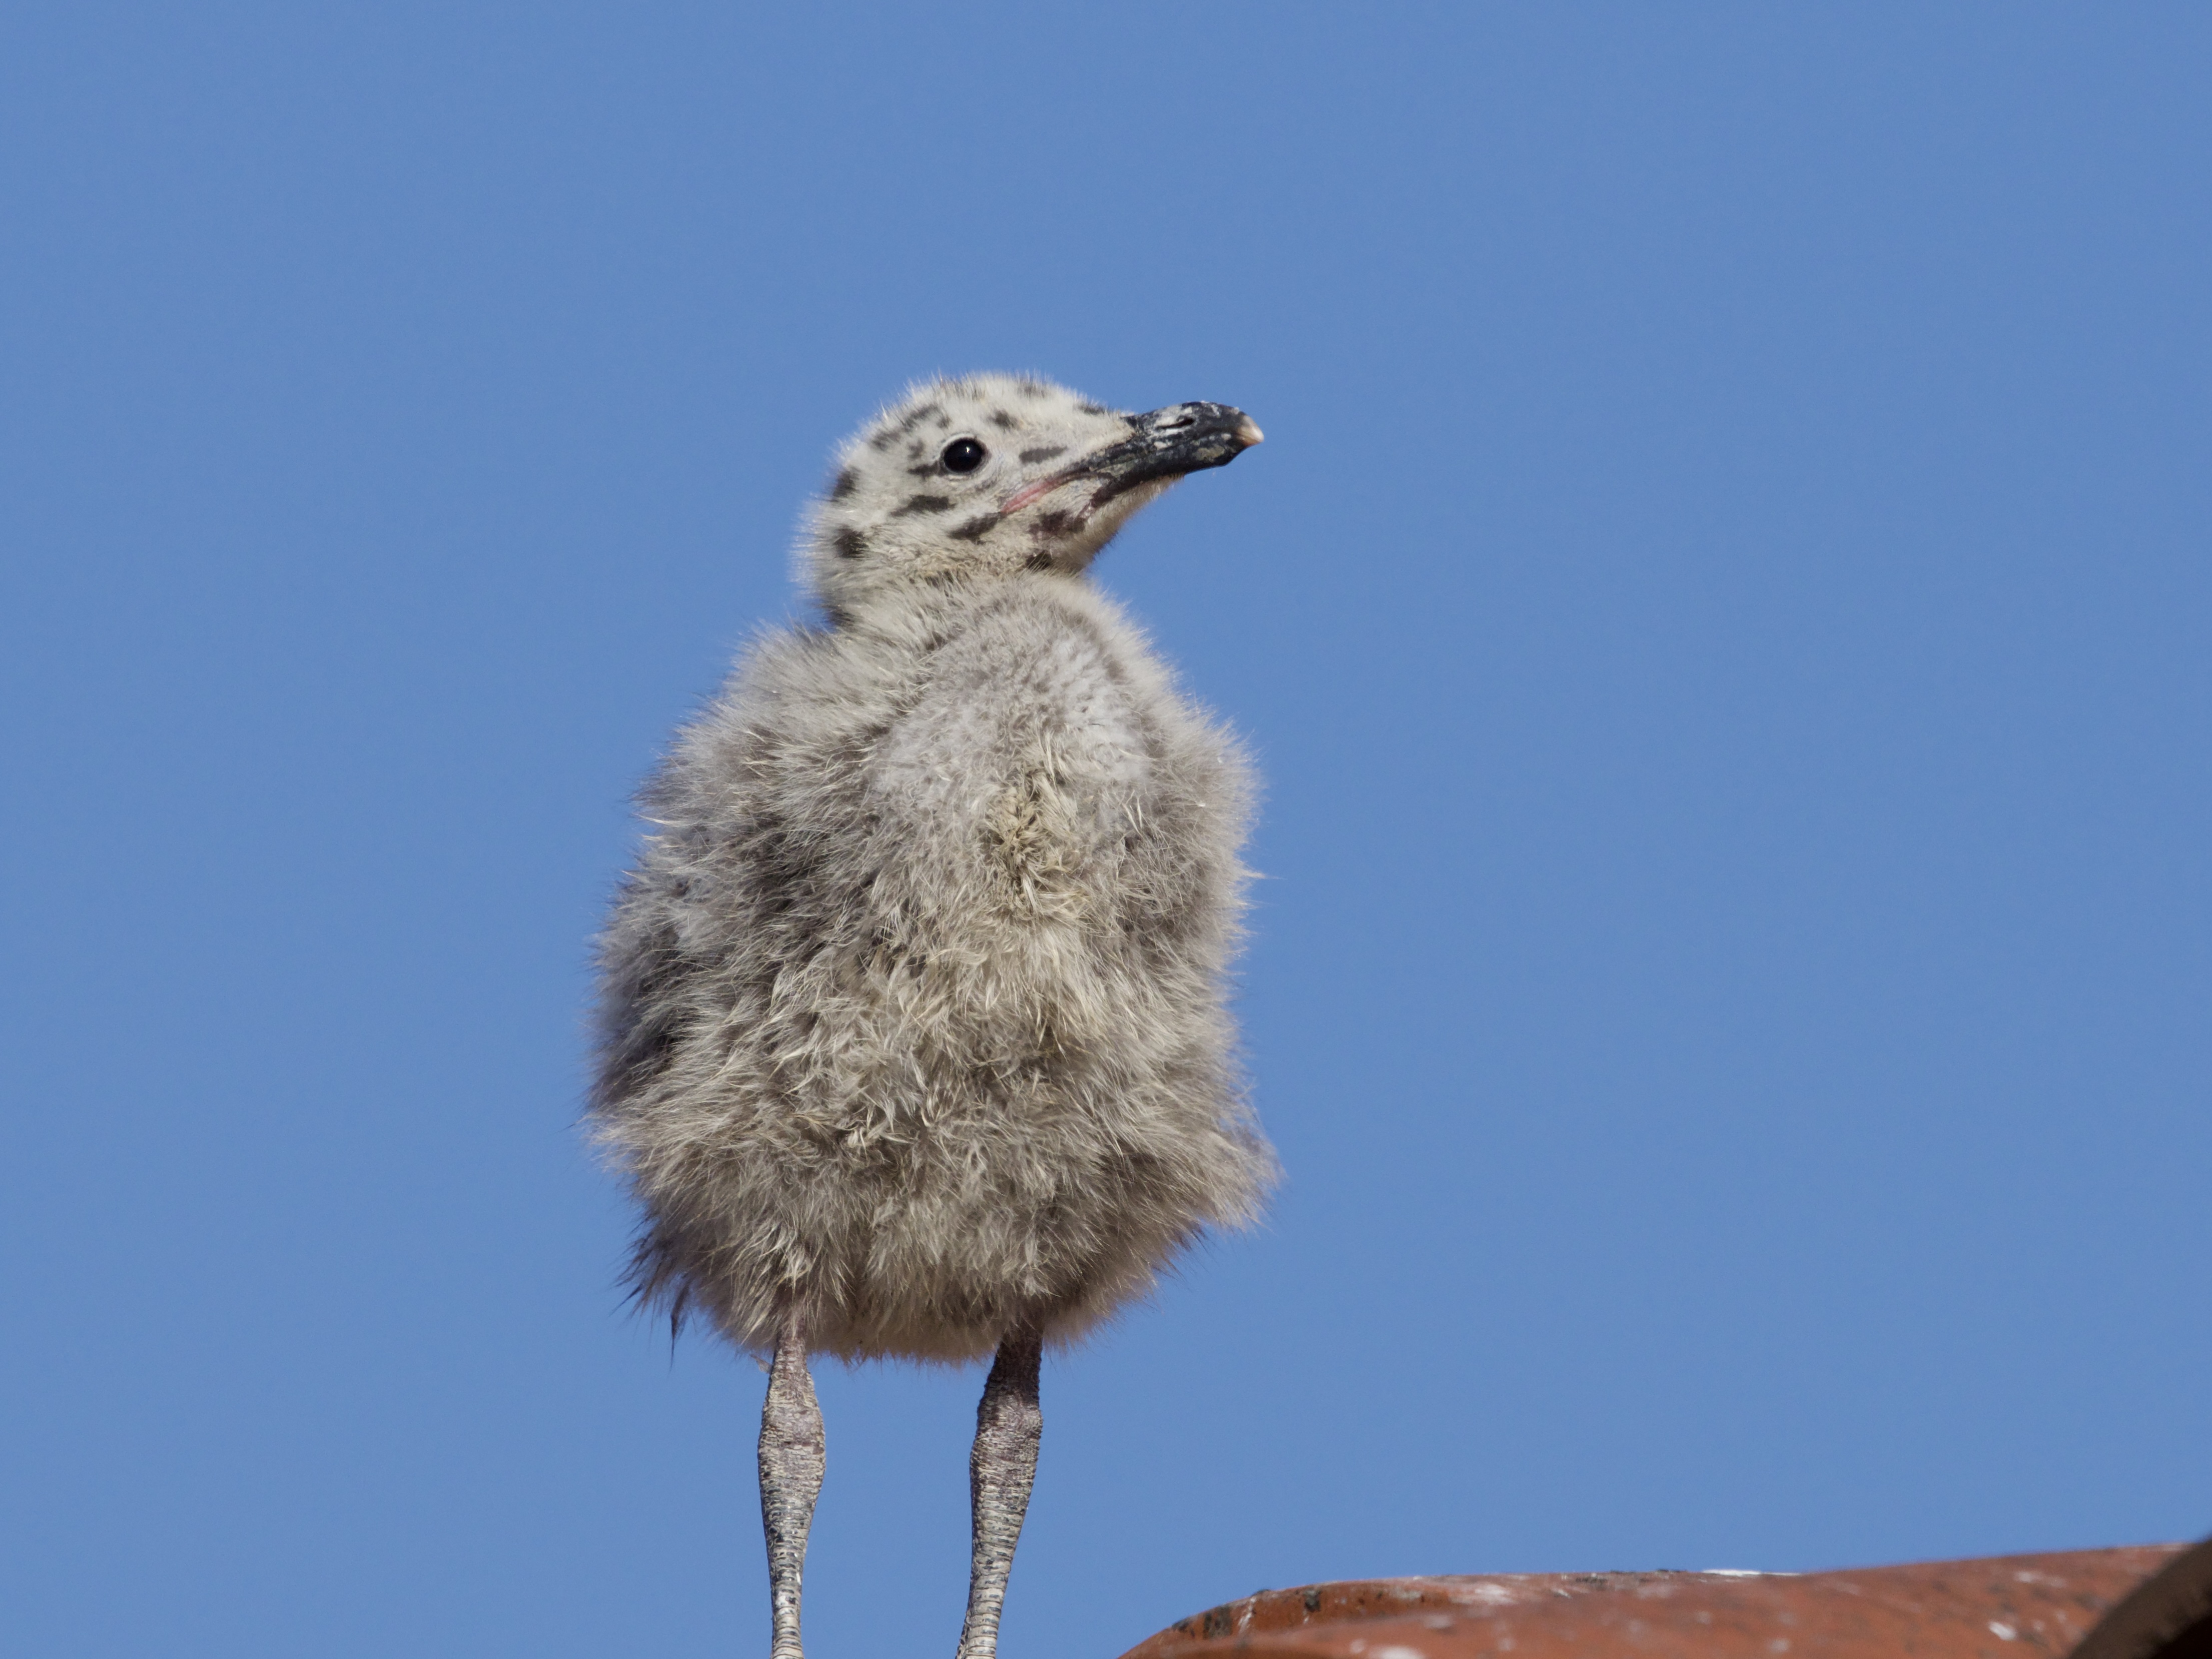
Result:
[1083, 402, 1265, 506]
[1002, 401, 1264, 516]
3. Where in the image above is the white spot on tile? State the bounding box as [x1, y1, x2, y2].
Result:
[1448, 1583, 1524, 1607]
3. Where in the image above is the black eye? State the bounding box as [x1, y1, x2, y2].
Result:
[942, 437, 987, 473]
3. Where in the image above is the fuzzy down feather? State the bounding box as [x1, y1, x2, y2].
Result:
[591, 577, 1274, 1362]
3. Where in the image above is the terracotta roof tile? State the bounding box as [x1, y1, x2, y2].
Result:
[1122, 1546, 2184, 1659]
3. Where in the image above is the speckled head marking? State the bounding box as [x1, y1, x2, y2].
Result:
[803, 373, 1262, 620]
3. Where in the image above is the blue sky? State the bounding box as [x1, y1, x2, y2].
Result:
[3, 6, 2207, 1656]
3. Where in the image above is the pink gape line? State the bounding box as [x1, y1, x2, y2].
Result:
[999, 474, 1082, 515]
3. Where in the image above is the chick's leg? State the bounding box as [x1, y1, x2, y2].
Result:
[760, 1307, 825, 1659]
[955, 1330, 1044, 1659]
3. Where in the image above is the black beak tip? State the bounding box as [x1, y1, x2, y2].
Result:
[1188, 403, 1262, 453]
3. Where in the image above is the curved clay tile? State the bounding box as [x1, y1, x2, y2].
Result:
[2068, 1538, 2212, 1659]
[1121, 1545, 2185, 1659]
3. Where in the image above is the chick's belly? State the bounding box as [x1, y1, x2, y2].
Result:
[821, 1106, 1168, 1320]
[839, 918, 1131, 1092]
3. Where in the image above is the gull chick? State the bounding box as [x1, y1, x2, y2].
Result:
[591, 373, 1274, 1659]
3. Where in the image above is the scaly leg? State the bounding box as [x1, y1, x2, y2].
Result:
[955, 1329, 1044, 1659]
[759, 1306, 825, 1659]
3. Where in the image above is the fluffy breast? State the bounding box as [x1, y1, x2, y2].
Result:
[864, 607, 1160, 928]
